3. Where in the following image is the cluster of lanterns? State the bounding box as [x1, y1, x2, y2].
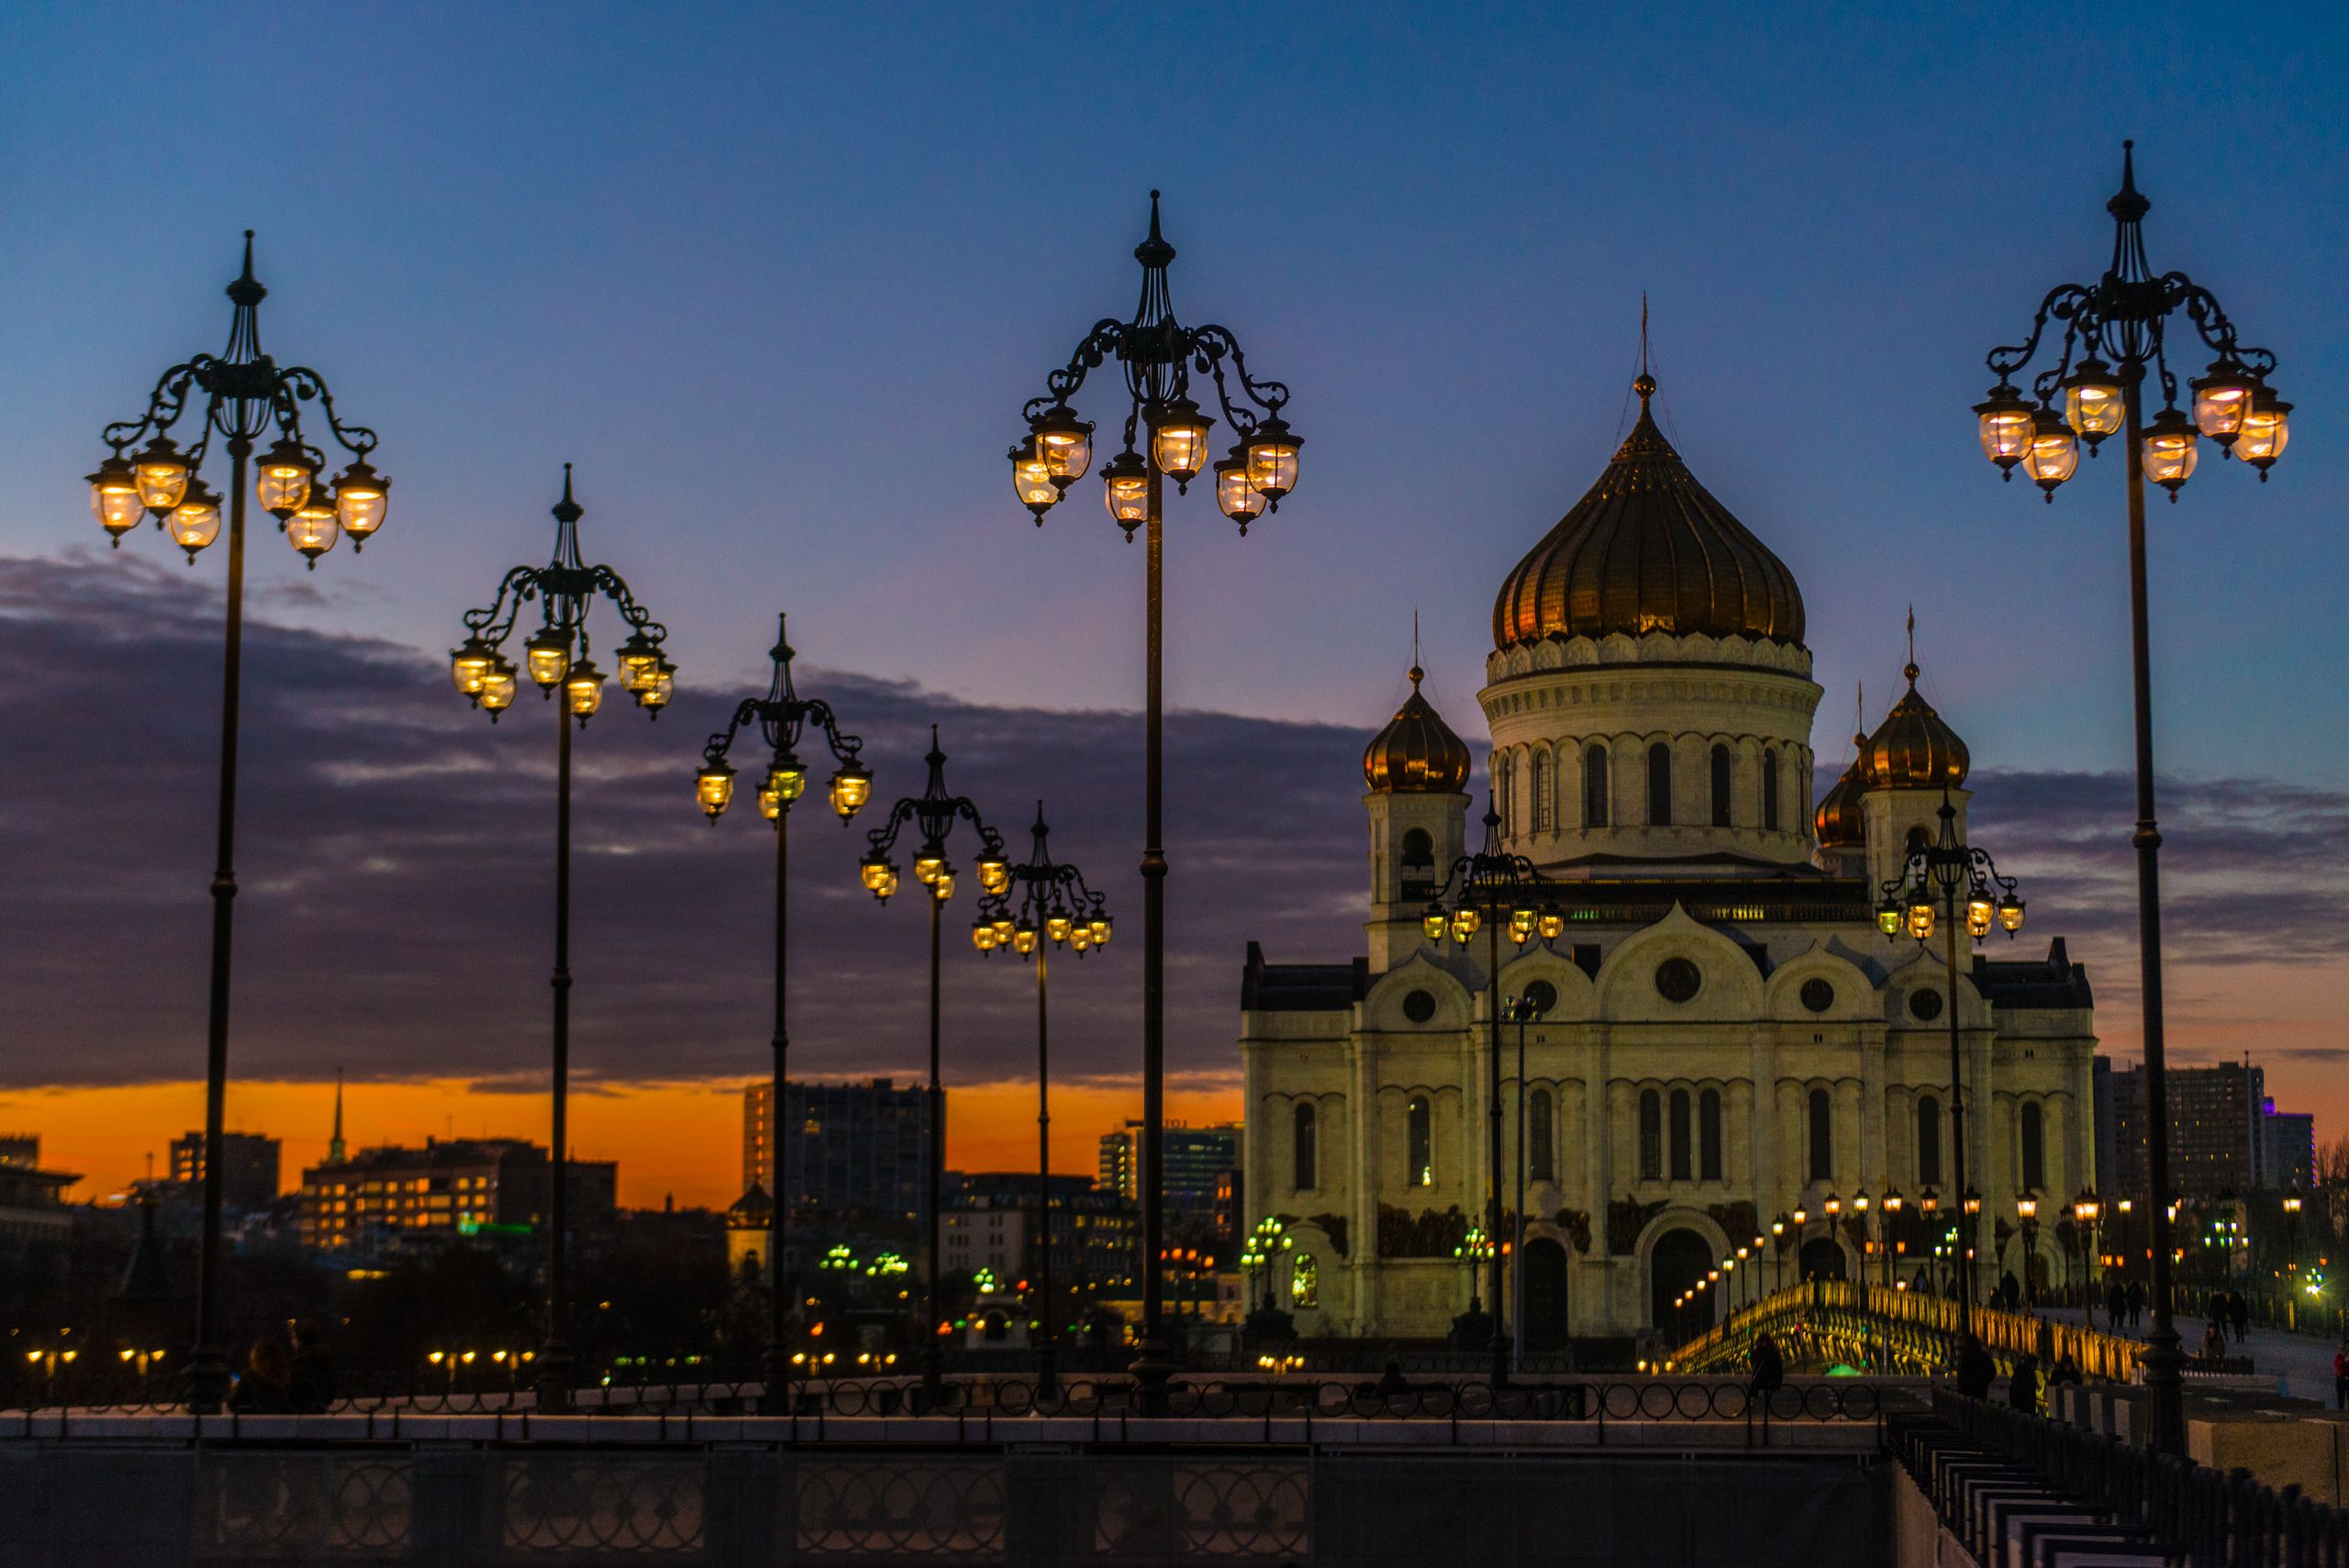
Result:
[852, 841, 1015, 907]
[969, 900, 1112, 956]
[695, 750, 874, 824]
[1422, 902, 1568, 946]
[1877, 881, 2024, 941]
[1973, 356, 2290, 503]
[88, 437, 390, 566]
[454, 624, 676, 727]
[1009, 400, 1302, 537]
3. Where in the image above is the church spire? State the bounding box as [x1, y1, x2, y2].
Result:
[1409, 609, 1422, 687]
[328, 1069, 345, 1163]
[1634, 293, 1656, 406]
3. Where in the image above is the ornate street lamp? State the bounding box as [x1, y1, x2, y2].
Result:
[89, 234, 389, 1412]
[452, 466, 673, 1409]
[1506, 991, 1548, 1374]
[695, 614, 873, 1407]
[1010, 193, 1301, 1405]
[972, 803, 1109, 1396]
[2016, 1191, 2043, 1308]
[1241, 1215, 1292, 1314]
[1453, 1224, 1496, 1321]
[1423, 799, 1560, 1387]
[859, 728, 1005, 1405]
[1975, 141, 2290, 1455]
[2073, 1190, 2103, 1323]
[1877, 788, 2025, 1345]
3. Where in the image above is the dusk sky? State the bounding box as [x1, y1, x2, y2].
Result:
[3, 6, 2344, 1207]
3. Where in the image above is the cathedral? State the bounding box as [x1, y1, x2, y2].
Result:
[1237, 367, 2098, 1350]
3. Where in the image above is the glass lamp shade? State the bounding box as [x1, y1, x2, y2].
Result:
[165, 481, 224, 560]
[2140, 407, 2199, 496]
[971, 918, 998, 952]
[2233, 387, 2291, 476]
[1963, 1189, 1982, 1216]
[613, 632, 661, 692]
[1148, 396, 1212, 486]
[1069, 925, 1092, 952]
[636, 657, 675, 714]
[451, 638, 496, 698]
[1876, 899, 1902, 937]
[829, 762, 872, 820]
[1824, 1195, 1841, 1216]
[1214, 450, 1264, 530]
[329, 458, 389, 542]
[696, 761, 737, 820]
[2016, 1193, 2038, 1221]
[2191, 361, 2255, 443]
[1538, 912, 1565, 941]
[859, 852, 898, 901]
[132, 438, 192, 512]
[1010, 434, 1059, 521]
[988, 915, 1016, 942]
[1011, 921, 1039, 955]
[1088, 915, 1111, 945]
[1510, 907, 1537, 939]
[975, 853, 1011, 895]
[285, 502, 339, 567]
[1102, 450, 1150, 532]
[1996, 894, 2024, 933]
[2024, 409, 2079, 496]
[1883, 1190, 1903, 1213]
[1036, 406, 1094, 484]
[255, 438, 315, 517]
[2074, 1195, 2099, 1223]
[913, 849, 946, 886]
[758, 781, 782, 820]
[525, 629, 573, 689]
[1422, 908, 1447, 941]
[87, 457, 145, 539]
[479, 666, 518, 717]
[1041, 913, 1070, 945]
[1853, 1191, 1869, 1214]
[1972, 387, 2035, 473]
[767, 751, 808, 806]
[564, 659, 607, 719]
[1243, 414, 1300, 502]
[930, 870, 955, 903]
[289, 487, 345, 554]
[2062, 361, 2125, 446]
[1906, 899, 1935, 940]
[1965, 894, 1995, 940]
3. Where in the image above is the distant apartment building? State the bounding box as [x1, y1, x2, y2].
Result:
[169, 1130, 282, 1211]
[941, 1173, 1138, 1290]
[741, 1079, 932, 1218]
[0, 1136, 75, 1252]
[2099, 1058, 2315, 1197]
[1097, 1120, 1240, 1237]
[296, 1138, 615, 1250]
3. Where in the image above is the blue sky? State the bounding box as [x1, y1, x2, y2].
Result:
[2, 2, 2343, 789]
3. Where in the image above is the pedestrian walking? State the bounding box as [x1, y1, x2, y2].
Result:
[2126, 1279, 2144, 1329]
[2106, 1279, 2127, 1332]
[2228, 1291, 2249, 1345]
[1749, 1330, 1786, 1406]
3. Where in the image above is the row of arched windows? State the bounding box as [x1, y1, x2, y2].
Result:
[1296, 1093, 1561, 1193]
[1637, 1087, 1724, 1183]
[1499, 742, 1789, 834]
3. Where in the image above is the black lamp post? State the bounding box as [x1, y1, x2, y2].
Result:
[857, 728, 1008, 1407]
[693, 615, 874, 1409]
[1506, 992, 1547, 1373]
[1422, 800, 1561, 1388]
[451, 466, 674, 1410]
[1008, 193, 1302, 1405]
[972, 804, 1111, 1396]
[1974, 140, 2291, 1455]
[1877, 788, 2027, 1347]
[89, 233, 390, 1413]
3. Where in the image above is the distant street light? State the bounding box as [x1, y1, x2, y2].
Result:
[451, 466, 674, 1410]
[88, 233, 389, 1414]
[1975, 140, 2292, 1457]
[696, 614, 873, 1409]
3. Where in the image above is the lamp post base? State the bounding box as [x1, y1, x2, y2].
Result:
[759, 1345, 792, 1417]
[535, 1342, 573, 1414]
[186, 1345, 229, 1415]
[1128, 1337, 1174, 1416]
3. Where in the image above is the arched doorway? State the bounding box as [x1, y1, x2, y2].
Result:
[1650, 1228, 1714, 1336]
[1799, 1238, 1847, 1282]
[1522, 1238, 1570, 1349]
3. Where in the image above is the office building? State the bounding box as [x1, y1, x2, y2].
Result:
[169, 1130, 282, 1211]
[941, 1173, 1138, 1290]
[2100, 1058, 2303, 1198]
[296, 1138, 615, 1250]
[741, 1078, 932, 1218]
[2259, 1101, 2317, 1191]
[1097, 1121, 1241, 1236]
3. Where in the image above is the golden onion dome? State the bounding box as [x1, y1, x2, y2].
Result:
[1364, 664, 1472, 794]
[1493, 369, 1806, 652]
[1812, 734, 1876, 848]
[1865, 660, 1969, 789]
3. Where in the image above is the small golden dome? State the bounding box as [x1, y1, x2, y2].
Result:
[1364, 664, 1471, 794]
[1812, 734, 1876, 848]
[1865, 661, 1969, 790]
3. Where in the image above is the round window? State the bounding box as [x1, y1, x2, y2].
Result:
[1402, 989, 1436, 1023]
[1654, 958, 1702, 1004]
[1909, 988, 1944, 1022]
[1800, 977, 1835, 1014]
[1521, 979, 1558, 1017]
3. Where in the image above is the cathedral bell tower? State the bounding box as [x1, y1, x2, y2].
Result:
[1363, 652, 1470, 974]
[1858, 626, 1973, 893]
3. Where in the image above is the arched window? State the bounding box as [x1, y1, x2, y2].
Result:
[1668, 1088, 1692, 1182]
[1290, 1251, 1318, 1309]
[1917, 1095, 1943, 1186]
[2021, 1102, 2045, 1192]
[1699, 1087, 1722, 1181]
[1648, 742, 1674, 827]
[1531, 751, 1553, 832]
[1293, 1102, 1317, 1192]
[1638, 1089, 1662, 1181]
[1406, 1095, 1432, 1187]
[1709, 744, 1732, 828]
[1762, 748, 1781, 831]
[1400, 828, 1432, 870]
[1808, 1087, 1833, 1182]
[1584, 745, 1609, 828]
[1529, 1089, 1554, 1182]
[1495, 752, 1512, 835]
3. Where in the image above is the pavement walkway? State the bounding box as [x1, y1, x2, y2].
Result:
[2037, 1305, 2344, 1405]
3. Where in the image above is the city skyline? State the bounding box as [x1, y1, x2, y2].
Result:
[4, 8, 2345, 1213]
